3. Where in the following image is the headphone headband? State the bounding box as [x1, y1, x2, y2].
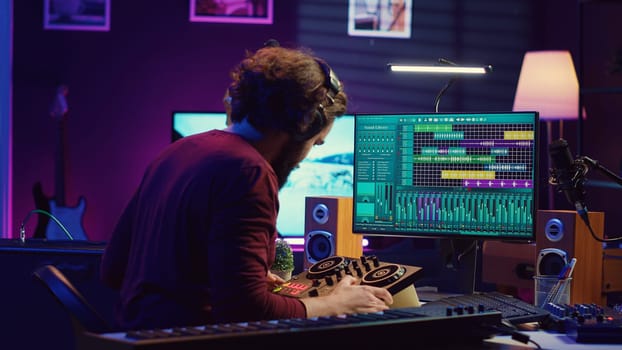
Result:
[293, 59, 342, 141]
[316, 59, 341, 105]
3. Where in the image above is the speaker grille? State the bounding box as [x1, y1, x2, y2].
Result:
[305, 230, 335, 264]
[537, 248, 567, 276]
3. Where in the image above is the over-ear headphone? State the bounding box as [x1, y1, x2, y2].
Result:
[294, 59, 342, 141]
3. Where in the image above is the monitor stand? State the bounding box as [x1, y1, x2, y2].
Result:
[369, 237, 481, 296]
[437, 238, 480, 295]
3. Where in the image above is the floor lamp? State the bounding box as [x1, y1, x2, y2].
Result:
[512, 50, 581, 210]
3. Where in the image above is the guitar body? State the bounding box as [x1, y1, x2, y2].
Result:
[45, 196, 88, 240]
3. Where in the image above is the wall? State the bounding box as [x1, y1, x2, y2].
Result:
[10, 0, 622, 243]
[1, 0, 11, 239]
[11, 1, 298, 241]
[574, 1, 622, 242]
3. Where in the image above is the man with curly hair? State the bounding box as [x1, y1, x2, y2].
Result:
[101, 41, 393, 330]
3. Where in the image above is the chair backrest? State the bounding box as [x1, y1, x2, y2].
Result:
[32, 264, 111, 334]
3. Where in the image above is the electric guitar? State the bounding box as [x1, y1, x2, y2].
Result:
[33, 85, 88, 240]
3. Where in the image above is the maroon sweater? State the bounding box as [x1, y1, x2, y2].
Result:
[100, 130, 306, 330]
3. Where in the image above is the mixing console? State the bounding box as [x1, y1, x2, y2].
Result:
[540, 302, 622, 343]
[273, 255, 424, 308]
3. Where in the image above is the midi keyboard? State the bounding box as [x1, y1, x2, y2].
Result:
[80, 306, 503, 350]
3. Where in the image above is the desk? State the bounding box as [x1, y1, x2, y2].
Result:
[485, 329, 621, 349]
[80, 328, 621, 350]
[416, 288, 622, 349]
[0, 239, 118, 350]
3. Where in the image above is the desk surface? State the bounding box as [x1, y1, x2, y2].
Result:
[416, 287, 622, 349]
[485, 329, 621, 349]
[0, 238, 106, 254]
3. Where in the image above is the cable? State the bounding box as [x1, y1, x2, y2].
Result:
[484, 321, 541, 349]
[528, 339, 542, 349]
[20, 209, 74, 242]
[584, 218, 622, 243]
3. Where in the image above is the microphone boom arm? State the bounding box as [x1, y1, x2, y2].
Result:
[579, 156, 622, 187]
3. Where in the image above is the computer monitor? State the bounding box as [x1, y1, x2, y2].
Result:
[172, 111, 229, 141]
[172, 111, 355, 243]
[352, 111, 539, 241]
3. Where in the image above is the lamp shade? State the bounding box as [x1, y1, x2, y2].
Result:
[512, 51, 579, 121]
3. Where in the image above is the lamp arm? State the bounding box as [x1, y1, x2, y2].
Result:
[579, 156, 622, 187]
[434, 77, 456, 113]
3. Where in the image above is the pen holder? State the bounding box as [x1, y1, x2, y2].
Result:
[534, 275, 572, 308]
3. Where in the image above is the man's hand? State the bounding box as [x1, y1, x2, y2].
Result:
[266, 270, 287, 290]
[301, 275, 393, 317]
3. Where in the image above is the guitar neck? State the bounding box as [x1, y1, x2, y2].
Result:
[54, 119, 67, 207]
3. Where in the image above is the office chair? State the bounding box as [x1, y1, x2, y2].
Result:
[32, 264, 112, 335]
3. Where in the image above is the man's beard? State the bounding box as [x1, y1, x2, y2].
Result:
[271, 139, 307, 189]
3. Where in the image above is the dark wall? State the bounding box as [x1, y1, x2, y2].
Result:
[11, 0, 622, 243]
[574, 2, 622, 241]
[12, 1, 299, 241]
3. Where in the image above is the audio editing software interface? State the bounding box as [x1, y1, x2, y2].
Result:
[353, 111, 539, 240]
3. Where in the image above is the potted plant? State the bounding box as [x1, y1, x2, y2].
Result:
[271, 238, 294, 280]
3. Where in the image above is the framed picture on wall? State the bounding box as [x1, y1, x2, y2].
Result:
[44, 0, 110, 31]
[190, 0, 273, 24]
[348, 0, 412, 39]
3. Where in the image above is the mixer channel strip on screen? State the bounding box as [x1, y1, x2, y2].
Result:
[81, 307, 504, 349]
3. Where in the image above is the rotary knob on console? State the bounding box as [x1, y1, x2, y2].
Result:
[354, 266, 363, 277]
[362, 258, 371, 271]
[370, 255, 380, 267]
[324, 275, 334, 286]
[335, 268, 343, 280]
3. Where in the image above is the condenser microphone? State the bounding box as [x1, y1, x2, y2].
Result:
[548, 138, 588, 214]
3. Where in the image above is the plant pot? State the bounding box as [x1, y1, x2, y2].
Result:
[271, 269, 293, 281]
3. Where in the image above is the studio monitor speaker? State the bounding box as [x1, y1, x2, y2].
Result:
[482, 241, 536, 290]
[304, 196, 363, 270]
[536, 210, 605, 305]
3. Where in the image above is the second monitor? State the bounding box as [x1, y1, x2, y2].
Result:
[352, 111, 539, 242]
[172, 111, 355, 241]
